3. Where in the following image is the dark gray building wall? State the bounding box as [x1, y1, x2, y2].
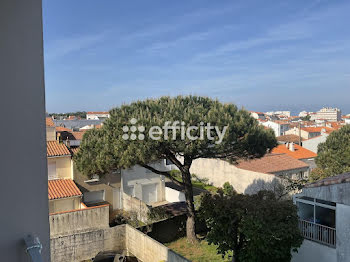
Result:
[0, 0, 50, 261]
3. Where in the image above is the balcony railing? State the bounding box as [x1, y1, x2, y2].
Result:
[298, 219, 336, 247]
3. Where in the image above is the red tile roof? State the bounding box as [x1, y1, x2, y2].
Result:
[301, 127, 334, 133]
[55, 126, 72, 132]
[236, 153, 309, 174]
[70, 147, 80, 155]
[46, 117, 55, 127]
[277, 134, 304, 143]
[71, 131, 85, 140]
[47, 141, 71, 157]
[271, 144, 317, 160]
[48, 179, 82, 200]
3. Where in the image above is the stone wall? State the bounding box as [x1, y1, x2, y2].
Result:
[50, 225, 125, 262]
[49, 204, 109, 237]
[122, 192, 150, 222]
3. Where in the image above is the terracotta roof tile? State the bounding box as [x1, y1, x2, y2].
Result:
[306, 172, 350, 188]
[271, 144, 317, 160]
[277, 134, 304, 143]
[301, 127, 334, 133]
[48, 179, 82, 200]
[47, 141, 71, 157]
[70, 147, 80, 155]
[55, 126, 72, 132]
[46, 117, 55, 127]
[236, 153, 308, 174]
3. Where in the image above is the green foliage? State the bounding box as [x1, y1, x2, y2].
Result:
[111, 210, 145, 228]
[49, 111, 87, 119]
[74, 96, 277, 240]
[199, 190, 303, 262]
[222, 182, 235, 196]
[315, 125, 350, 179]
[75, 96, 277, 175]
[147, 206, 171, 222]
[300, 115, 311, 121]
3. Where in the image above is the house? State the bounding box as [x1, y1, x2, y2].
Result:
[302, 132, 329, 153]
[261, 120, 290, 137]
[271, 143, 317, 170]
[285, 126, 334, 140]
[47, 140, 84, 214]
[86, 111, 110, 120]
[46, 117, 56, 141]
[190, 154, 310, 195]
[277, 134, 304, 145]
[292, 172, 350, 262]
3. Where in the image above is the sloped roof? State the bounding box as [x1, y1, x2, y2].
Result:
[236, 153, 309, 174]
[46, 117, 55, 127]
[48, 179, 82, 200]
[306, 172, 350, 188]
[55, 126, 72, 132]
[277, 134, 304, 143]
[301, 126, 334, 133]
[47, 141, 71, 157]
[271, 144, 317, 160]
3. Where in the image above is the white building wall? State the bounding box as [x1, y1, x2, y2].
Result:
[121, 160, 167, 204]
[336, 204, 350, 262]
[292, 240, 336, 262]
[165, 187, 186, 202]
[302, 133, 329, 153]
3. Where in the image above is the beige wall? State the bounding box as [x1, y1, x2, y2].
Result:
[49, 204, 109, 237]
[190, 158, 282, 194]
[46, 126, 56, 141]
[73, 165, 121, 210]
[48, 156, 72, 179]
[122, 192, 150, 223]
[285, 128, 320, 139]
[49, 197, 81, 213]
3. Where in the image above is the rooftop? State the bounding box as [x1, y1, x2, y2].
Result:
[46, 117, 55, 127]
[47, 141, 71, 157]
[236, 153, 309, 174]
[271, 144, 317, 160]
[306, 172, 350, 188]
[48, 179, 82, 200]
[277, 134, 304, 143]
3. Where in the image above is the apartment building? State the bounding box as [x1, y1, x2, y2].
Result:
[312, 107, 342, 122]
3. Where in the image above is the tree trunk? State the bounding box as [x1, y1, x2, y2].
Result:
[181, 161, 198, 243]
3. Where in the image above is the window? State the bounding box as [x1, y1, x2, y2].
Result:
[48, 162, 57, 180]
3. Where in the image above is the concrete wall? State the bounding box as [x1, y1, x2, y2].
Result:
[165, 187, 186, 202]
[49, 196, 81, 213]
[336, 204, 350, 262]
[125, 225, 190, 262]
[50, 225, 125, 262]
[0, 0, 51, 260]
[292, 239, 336, 262]
[50, 224, 189, 262]
[46, 126, 56, 141]
[74, 164, 121, 209]
[122, 192, 150, 222]
[49, 204, 109, 237]
[301, 183, 350, 206]
[48, 156, 72, 179]
[122, 161, 166, 204]
[190, 158, 283, 194]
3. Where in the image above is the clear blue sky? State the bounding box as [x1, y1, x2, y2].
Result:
[43, 0, 350, 114]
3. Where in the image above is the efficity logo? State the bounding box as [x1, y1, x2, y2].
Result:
[122, 118, 228, 144]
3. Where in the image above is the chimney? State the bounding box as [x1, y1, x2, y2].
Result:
[289, 142, 295, 152]
[65, 138, 70, 148]
[285, 142, 289, 148]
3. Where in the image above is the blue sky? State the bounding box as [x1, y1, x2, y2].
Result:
[43, 0, 350, 114]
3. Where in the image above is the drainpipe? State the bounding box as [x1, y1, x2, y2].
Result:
[24, 234, 44, 262]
